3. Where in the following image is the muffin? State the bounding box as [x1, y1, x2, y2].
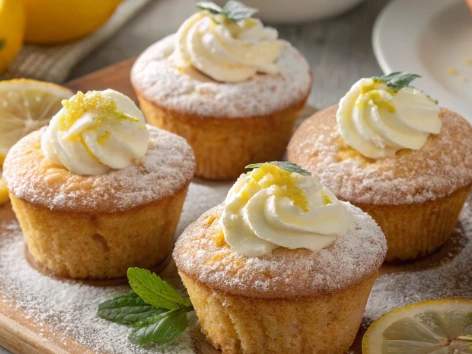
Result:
[3, 89, 196, 280]
[131, 2, 311, 180]
[288, 72, 472, 262]
[174, 162, 387, 354]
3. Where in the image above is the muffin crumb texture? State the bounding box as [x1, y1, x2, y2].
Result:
[131, 35, 312, 118]
[288, 106, 472, 205]
[3, 125, 196, 213]
[174, 203, 387, 298]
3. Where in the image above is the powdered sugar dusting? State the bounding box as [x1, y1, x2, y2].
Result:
[174, 202, 387, 298]
[288, 106, 472, 205]
[3, 125, 196, 213]
[0, 178, 229, 354]
[0, 182, 471, 352]
[0, 222, 196, 353]
[131, 35, 312, 118]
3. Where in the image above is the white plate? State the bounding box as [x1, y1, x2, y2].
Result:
[373, 0, 472, 122]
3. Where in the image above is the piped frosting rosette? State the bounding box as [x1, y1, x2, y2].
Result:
[221, 162, 354, 257]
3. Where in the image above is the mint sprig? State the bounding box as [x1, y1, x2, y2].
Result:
[195, 1, 222, 15]
[196, 1, 258, 21]
[372, 71, 439, 103]
[129, 308, 188, 345]
[245, 161, 312, 176]
[97, 268, 193, 345]
[127, 268, 192, 310]
[372, 72, 421, 91]
[97, 291, 167, 325]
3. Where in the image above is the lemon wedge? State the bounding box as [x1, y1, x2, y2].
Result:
[0, 79, 73, 162]
[363, 298, 472, 354]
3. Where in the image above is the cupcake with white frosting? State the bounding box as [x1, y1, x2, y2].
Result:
[3, 89, 195, 280]
[173, 162, 386, 354]
[288, 72, 472, 262]
[131, 1, 312, 180]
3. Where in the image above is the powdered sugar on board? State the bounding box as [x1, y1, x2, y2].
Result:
[0, 182, 471, 353]
[0, 180, 230, 354]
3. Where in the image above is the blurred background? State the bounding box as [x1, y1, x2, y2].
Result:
[0, 0, 386, 110]
[2, 0, 470, 114]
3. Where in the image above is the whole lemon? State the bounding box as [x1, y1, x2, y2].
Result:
[0, 0, 25, 74]
[22, 0, 124, 45]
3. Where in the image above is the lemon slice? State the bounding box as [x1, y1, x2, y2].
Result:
[0, 79, 73, 162]
[363, 298, 472, 354]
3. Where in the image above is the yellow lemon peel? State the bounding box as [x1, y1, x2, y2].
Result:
[59, 91, 139, 130]
[248, 164, 309, 212]
[357, 84, 396, 113]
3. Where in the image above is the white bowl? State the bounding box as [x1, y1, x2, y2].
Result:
[212, 0, 366, 23]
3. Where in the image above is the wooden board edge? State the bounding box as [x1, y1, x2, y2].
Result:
[0, 311, 67, 354]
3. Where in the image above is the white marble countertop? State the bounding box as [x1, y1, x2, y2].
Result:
[0, 0, 388, 353]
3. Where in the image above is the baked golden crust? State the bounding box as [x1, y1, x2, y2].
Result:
[137, 93, 307, 179]
[180, 271, 377, 354]
[360, 184, 470, 262]
[288, 105, 472, 206]
[173, 204, 386, 299]
[131, 35, 312, 119]
[10, 187, 188, 279]
[3, 125, 195, 213]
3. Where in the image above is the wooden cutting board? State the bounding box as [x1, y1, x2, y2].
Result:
[0, 59, 468, 354]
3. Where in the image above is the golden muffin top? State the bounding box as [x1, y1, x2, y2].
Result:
[173, 203, 386, 299]
[131, 35, 312, 119]
[3, 125, 195, 213]
[288, 106, 472, 205]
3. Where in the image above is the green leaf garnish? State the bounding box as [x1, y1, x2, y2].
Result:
[372, 71, 438, 104]
[222, 1, 258, 21]
[372, 72, 421, 91]
[97, 291, 167, 325]
[196, 1, 258, 22]
[246, 161, 312, 176]
[127, 268, 192, 310]
[195, 1, 222, 15]
[129, 308, 189, 345]
[97, 268, 193, 345]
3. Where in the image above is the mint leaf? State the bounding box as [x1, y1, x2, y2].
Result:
[221, 1, 257, 21]
[195, 1, 222, 14]
[196, 1, 257, 21]
[97, 291, 167, 325]
[372, 72, 421, 91]
[373, 72, 438, 103]
[246, 161, 312, 176]
[129, 308, 188, 345]
[127, 268, 192, 310]
[97, 268, 194, 346]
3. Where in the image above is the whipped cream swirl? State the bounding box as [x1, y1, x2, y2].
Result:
[221, 164, 354, 257]
[41, 89, 149, 176]
[337, 78, 442, 159]
[171, 11, 283, 83]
